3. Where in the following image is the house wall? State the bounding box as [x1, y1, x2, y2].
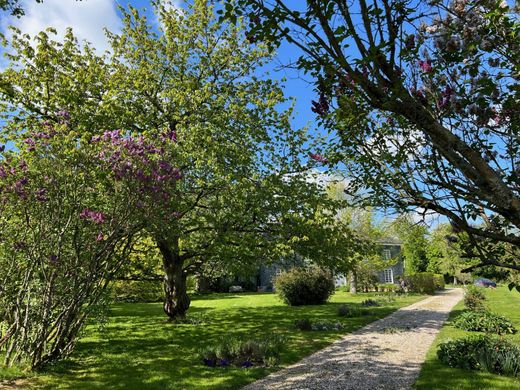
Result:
[377, 244, 404, 283]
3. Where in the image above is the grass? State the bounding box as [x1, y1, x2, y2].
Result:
[414, 286, 520, 390]
[1, 291, 424, 389]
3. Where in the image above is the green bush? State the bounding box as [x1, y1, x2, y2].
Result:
[377, 283, 398, 292]
[404, 272, 436, 294]
[453, 311, 517, 335]
[337, 304, 350, 317]
[433, 274, 445, 290]
[294, 318, 344, 331]
[437, 335, 520, 377]
[464, 285, 487, 311]
[110, 280, 163, 303]
[361, 298, 380, 307]
[198, 334, 286, 368]
[274, 267, 335, 306]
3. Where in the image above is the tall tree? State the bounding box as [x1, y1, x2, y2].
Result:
[225, 0, 520, 273]
[391, 215, 429, 273]
[0, 0, 359, 320]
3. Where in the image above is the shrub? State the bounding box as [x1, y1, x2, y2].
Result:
[464, 285, 487, 311]
[337, 304, 350, 317]
[404, 272, 436, 294]
[110, 280, 163, 303]
[377, 283, 397, 292]
[294, 318, 344, 331]
[274, 267, 335, 306]
[294, 318, 313, 331]
[361, 299, 380, 307]
[198, 334, 286, 368]
[453, 311, 517, 335]
[437, 335, 520, 377]
[433, 274, 445, 290]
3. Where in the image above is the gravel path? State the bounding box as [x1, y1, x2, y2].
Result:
[245, 288, 463, 390]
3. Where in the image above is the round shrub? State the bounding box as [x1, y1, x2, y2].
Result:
[274, 267, 335, 306]
[437, 335, 520, 377]
[453, 311, 517, 335]
[464, 285, 487, 311]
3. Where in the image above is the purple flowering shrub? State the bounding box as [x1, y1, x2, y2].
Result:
[0, 121, 150, 369]
[198, 334, 286, 368]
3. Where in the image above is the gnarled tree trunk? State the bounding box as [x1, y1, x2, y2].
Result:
[157, 239, 191, 320]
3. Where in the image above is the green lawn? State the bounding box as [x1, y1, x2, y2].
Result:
[414, 286, 520, 389]
[1, 291, 424, 389]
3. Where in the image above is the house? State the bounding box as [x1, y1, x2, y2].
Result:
[208, 238, 404, 292]
[334, 237, 404, 287]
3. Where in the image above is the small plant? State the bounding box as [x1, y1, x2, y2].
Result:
[294, 318, 344, 331]
[437, 335, 520, 377]
[294, 318, 313, 331]
[274, 267, 335, 306]
[198, 334, 286, 368]
[361, 299, 380, 307]
[337, 304, 350, 317]
[453, 311, 517, 335]
[464, 285, 487, 311]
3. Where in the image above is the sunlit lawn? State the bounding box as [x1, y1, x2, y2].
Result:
[415, 286, 520, 389]
[1, 291, 424, 389]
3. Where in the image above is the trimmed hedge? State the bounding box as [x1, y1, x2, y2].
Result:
[453, 311, 517, 335]
[110, 280, 163, 303]
[274, 267, 335, 306]
[404, 272, 437, 294]
[437, 335, 520, 377]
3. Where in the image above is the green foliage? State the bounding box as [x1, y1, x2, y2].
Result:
[294, 318, 344, 331]
[464, 285, 487, 311]
[197, 333, 287, 368]
[377, 283, 398, 292]
[110, 280, 163, 303]
[392, 216, 429, 274]
[274, 267, 335, 306]
[433, 274, 446, 290]
[426, 223, 464, 278]
[453, 311, 517, 335]
[225, 0, 520, 274]
[437, 335, 520, 377]
[404, 273, 438, 294]
[337, 304, 349, 317]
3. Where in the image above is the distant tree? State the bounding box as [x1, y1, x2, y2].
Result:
[426, 223, 463, 282]
[391, 215, 428, 274]
[225, 0, 520, 273]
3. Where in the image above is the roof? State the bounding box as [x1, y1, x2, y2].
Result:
[377, 237, 402, 245]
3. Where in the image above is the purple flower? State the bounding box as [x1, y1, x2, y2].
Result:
[49, 254, 59, 265]
[218, 359, 230, 367]
[203, 358, 217, 367]
[309, 153, 329, 164]
[36, 188, 48, 202]
[241, 361, 253, 368]
[80, 209, 106, 224]
[56, 109, 70, 122]
[418, 59, 433, 73]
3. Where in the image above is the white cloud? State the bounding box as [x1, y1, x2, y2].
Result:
[1, 0, 122, 53]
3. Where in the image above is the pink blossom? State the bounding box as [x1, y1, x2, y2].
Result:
[80, 209, 106, 224]
[310, 153, 329, 164]
[96, 233, 104, 241]
[418, 59, 433, 73]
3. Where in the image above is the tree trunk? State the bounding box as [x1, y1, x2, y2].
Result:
[349, 271, 357, 294]
[157, 240, 191, 320]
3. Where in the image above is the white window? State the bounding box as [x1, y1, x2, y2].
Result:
[382, 268, 394, 283]
[383, 249, 392, 260]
